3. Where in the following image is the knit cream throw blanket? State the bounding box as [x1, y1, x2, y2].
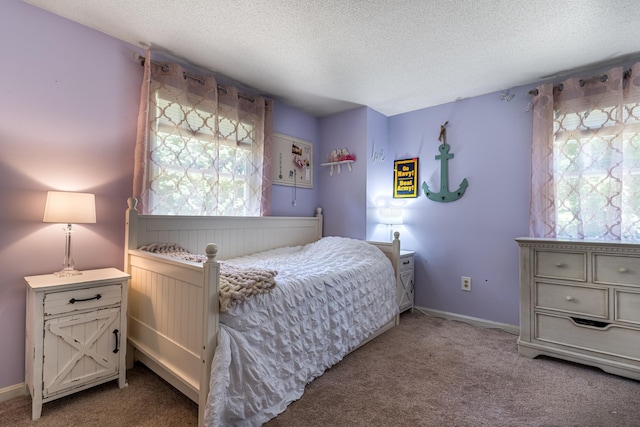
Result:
[218, 264, 277, 312]
[139, 243, 277, 312]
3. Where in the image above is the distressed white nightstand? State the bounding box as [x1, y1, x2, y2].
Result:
[398, 250, 415, 313]
[24, 268, 130, 420]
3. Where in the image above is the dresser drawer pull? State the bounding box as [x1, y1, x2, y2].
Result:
[565, 295, 574, 301]
[555, 263, 565, 268]
[69, 294, 102, 304]
[403, 260, 410, 265]
[113, 329, 120, 354]
[571, 317, 609, 329]
[618, 267, 628, 273]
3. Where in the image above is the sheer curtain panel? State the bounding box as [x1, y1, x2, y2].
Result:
[530, 63, 640, 240]
[132, 49, 273, 216]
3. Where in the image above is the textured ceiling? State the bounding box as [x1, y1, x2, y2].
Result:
[23, 0, 640, 117]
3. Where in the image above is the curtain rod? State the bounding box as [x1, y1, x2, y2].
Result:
[137, 55, 260, 104]
[528, 69, 632, 96]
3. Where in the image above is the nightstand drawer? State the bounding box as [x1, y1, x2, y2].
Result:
[535, 282, 607, 318]
[44, 284, 121, 316]
[593, 254, 640, 287]
[615, 289, 640, 325]
[399, 255, 414, 272]
[536, 313, 640, 361]
[535, 251, 586, 281]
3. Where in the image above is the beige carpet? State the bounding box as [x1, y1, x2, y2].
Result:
[2, 311, 639, 426]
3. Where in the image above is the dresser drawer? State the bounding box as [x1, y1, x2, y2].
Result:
[535, 251, 586, 281]
[615, 289, 640, 325]
[535, 282, 608, 318]
[593, 254, 640, 287]
[399, 255, 414, 272]
[536, 313, 640, 361]
[44, 284, 122, 317]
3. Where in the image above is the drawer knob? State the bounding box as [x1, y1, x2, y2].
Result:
[565, 295, 574, 301]
[555, 263, 565, 268]
[618, 267, 628, 273]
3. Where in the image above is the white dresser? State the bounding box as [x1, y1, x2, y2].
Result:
[24, 268, 130, 420]
[516, 238, 640, 380]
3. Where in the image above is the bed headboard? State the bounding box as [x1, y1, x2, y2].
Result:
[125, 198, 323, 261]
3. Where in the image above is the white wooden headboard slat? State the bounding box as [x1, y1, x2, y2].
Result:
[131, 212, 323, 260]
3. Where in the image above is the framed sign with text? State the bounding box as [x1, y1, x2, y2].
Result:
[393, 158, 419, 198]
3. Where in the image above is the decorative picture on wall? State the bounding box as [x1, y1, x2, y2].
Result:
[272, 133, 313, 188]
[393, 158, 419, 198]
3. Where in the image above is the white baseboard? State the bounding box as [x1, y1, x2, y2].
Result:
[413, 306, 520, 335]
[0, 382, 26, 403]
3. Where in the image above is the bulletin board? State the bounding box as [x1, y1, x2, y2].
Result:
[272, 133, 313, 188]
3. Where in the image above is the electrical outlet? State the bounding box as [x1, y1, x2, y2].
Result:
[461, 276, 471, 291]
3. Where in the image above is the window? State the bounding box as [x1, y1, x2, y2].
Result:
[531, 66, 640, 241]
[147, 85, 264, 216]
[553, 105, 640, 239]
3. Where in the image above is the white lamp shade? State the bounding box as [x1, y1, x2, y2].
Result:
[43, 191, 96, 224]
[379, 207, 403, 225]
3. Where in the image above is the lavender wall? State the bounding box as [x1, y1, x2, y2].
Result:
[0, 0, 141, 389]
[387, 92, 532, 325]
[318, 108, 368, 238]
[270, 101, 320, 217]
[365, 108, 392, 242]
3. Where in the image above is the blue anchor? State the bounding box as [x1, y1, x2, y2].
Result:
[422, 122, 468, 202]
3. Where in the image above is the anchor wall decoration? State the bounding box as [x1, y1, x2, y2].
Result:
[422, 121, 468, 202]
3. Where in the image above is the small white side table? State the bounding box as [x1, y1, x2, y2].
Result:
[398, 250, 415, 313]
[24, 268, 130, 420]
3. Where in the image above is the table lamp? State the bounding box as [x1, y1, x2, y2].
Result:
[43, 191, 96, 277]
[379, 207, 403, 241]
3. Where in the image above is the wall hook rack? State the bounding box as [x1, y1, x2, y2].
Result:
[321, 160, 355, 176]
[321, 148, 356, 176]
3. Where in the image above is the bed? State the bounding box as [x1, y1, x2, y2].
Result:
[123, 198, 401, 426]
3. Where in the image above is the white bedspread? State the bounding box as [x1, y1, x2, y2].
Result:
[205, 236, 398, 426]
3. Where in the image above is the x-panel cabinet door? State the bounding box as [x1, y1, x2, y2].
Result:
[42, 307, 120, 398]
[399, 269, 414, 311]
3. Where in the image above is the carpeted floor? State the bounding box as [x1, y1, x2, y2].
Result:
[2, 311, 639, 426]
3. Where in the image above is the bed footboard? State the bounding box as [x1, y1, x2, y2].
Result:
[126, 246, 219, 425]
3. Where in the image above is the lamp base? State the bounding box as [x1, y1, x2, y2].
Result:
[53, 268, 82, 277]
[54, 224, 82, 277]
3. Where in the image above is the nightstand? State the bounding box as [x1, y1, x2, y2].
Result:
[24, 268, 130, 420]
[398, 250, 415, 313]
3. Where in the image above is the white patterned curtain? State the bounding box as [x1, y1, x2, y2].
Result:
[133, 49, 273, 216]
[530, 63, 640, 240]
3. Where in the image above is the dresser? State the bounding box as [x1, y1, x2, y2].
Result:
[516, 238, 640, 380]
[398, 250, 415, 313]
[24, 268, 130, 420]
